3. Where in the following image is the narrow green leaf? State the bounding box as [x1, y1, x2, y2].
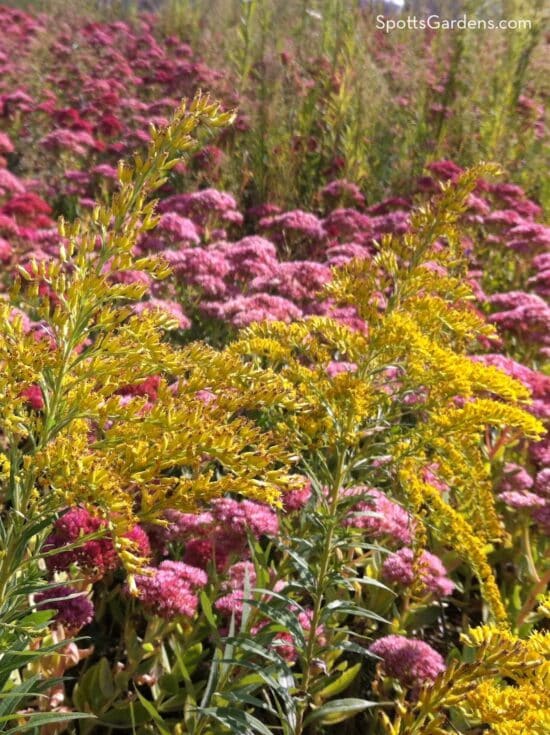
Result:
[303, 698, 377, 727]
[133, 688, 171, 735]
[316, 662, 362, 700]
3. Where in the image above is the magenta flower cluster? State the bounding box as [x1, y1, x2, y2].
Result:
[132, 561, 208, 619]
[369, 635, 445, 687]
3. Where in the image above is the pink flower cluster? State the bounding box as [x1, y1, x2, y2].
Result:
[497, 463, 550, 533]
[149, 497, 279, 572]
[35, 585, 94, 632]
[470, 353, 550, 534]
[342, 487, 413, 545]
[341, 487, 455, 598]
[132, 561, 207, 619]
[45, 508, 151, 581]
[2, 11, 545, 346]
[369, 635, 445, 687]
[381, 548, 454, 598]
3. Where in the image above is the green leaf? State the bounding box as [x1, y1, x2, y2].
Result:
[133, 688, 172, 735]
[200, 706, 274, 735]
[322, 600, 389, 624]
[200, 590, 217, 629]
[316, 662, 362, 700]
[97, 658, 115, 699]
[16, 611, 54, 629]
[1, 712, 92, 733]
[302, 698, 377, 727]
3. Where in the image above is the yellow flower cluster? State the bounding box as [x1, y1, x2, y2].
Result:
[0, 95, 297, 569]
[382, 626, 550, 734]
[463, 626, 550, 734]
[231, 163, 544, 623]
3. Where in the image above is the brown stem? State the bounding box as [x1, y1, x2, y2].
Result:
[517, 567, 550, 627]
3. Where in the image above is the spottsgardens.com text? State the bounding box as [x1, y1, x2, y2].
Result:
[376, 14, 532, 33]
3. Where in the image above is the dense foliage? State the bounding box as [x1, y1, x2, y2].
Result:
[0, 2, 548, 734]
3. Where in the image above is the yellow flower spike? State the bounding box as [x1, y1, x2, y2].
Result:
[0, 93, 299, 576]
[231, 164, 541, 632]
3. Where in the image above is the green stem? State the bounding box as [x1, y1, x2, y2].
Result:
[521, 522, 540, 584]
[295, 447, 347, 735]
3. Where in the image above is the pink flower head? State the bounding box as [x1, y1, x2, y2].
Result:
[371, 211, 410, 236]
[326, 361, 357, 378]
[499, 491, 545, 510]
[320, 180, 365, 209]
[110, 269, 152, 287]
[498, 463, 534, 494]
[426, 160, 463, 181]
[44, 507, 118, 579]
[156, 212, 200, 245]
[0, 168, 25, 197]
[225, 561, 257, 590]
[0, 131, 14, 154]
[532, 504, 550, 533]
[283, 479, 312, 512]
[159, 189, 242, 228]
[533, 253, 550, 272]
[201, 293, 303, 328]
[91, 163, 119, 180]
[325, 242, 372, 267]
[344, 488, 413, 544]
[369, 635, 445, 686]
[35, 585, 94, 632]
[133, 560, 207, 619]
[20, 384, 44, 411]
[530, 438, 550, 468]
[323, 209, 373, 240]
[367, 197, 411, 216]
[182, 536, 239, 571]
[210, 498, 279, 538]
[250, 261, 331, 304]
[535, 469, 550, 497]
[260, 210, 326, 248]
[213, 236, 279, 281]
[163, 246, 230, 296]
[381, 548, 454, 597]
[215, 590, 247, 618]
[214, 561, 258, 620]
[124, 525, 151, 559]
[117, 375, 161, 402]
[246, 203, 282, 221]
[40, 128, 98, 157]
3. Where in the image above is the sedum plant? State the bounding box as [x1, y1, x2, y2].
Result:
[0, 93, 296, 728]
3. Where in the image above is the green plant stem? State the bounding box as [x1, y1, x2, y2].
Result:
[517, 567, 550, 626]
[521, 522, 540, 584]
[294, 447, 347, 735]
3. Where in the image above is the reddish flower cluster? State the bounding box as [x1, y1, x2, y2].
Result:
[35, 585, 94, 632]
[44, 507, 151, 581]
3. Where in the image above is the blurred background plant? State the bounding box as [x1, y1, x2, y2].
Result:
[2, 0, 548, 211]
